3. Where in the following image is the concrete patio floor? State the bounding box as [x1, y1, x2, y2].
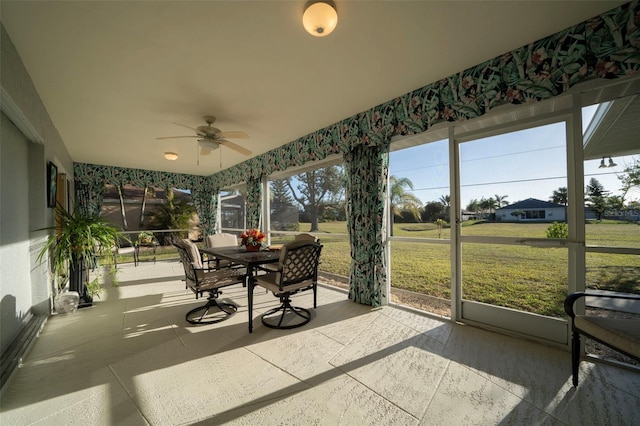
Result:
[1, 259, 639, 425]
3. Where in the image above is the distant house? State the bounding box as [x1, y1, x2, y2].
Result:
[496, 198, 566, 222]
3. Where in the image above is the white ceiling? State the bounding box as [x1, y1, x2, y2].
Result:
[1, 1, 626, 176]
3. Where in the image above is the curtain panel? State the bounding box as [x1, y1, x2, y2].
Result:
[245, 177, 262, 230]
[191, 187, 219, 237]
[343, 141, 390, 307]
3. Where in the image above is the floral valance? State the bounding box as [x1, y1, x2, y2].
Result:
[74, 1, 639, 205]
[211, 1, 639, 189]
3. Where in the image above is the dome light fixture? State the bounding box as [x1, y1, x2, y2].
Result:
[164, 152, 178, 161]
[303, 1, 338, 37]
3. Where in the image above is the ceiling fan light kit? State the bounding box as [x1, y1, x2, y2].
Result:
[303, 0, 338, 37]
[156, 115, 251, 161]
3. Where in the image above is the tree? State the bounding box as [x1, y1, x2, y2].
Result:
[618, 156, 640, 204]
[116, 184, 128, 231]
[586, 178, 610, 221]
[139, 186, 155, 228]
[479, 197, 497, 219]
[466, 199, 480, 216]
[389, 176, 422, 235]
[286, 165, 345, 232]
[270, 179, 294, 213]
[145, 188, 195, 244]
[422, 200, 445, 222]
[439, 194, 451, 222]
[494, 194, 509, 208]
[550, 187, 568, 205]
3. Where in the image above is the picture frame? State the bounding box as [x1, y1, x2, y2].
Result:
[47, 161, 58, 208]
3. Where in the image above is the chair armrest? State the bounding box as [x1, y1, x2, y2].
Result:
[564, 291, 640, 318]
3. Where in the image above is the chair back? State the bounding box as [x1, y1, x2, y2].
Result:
[177, 238, 203, 268]
[174, 241, 198, 284]
[294, 233, 319, 243]
[205, 233, 238, 248]
[275, 240, 322, 290]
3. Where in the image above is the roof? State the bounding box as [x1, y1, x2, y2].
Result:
[499, 198, 565, 210]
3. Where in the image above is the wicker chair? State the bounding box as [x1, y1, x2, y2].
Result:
[252, 240, 322, 329]
[174, 239, 245, 325]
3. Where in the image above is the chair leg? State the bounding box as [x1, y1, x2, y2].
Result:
[261, 296, 311, 329]
[186, 291, 237, 325]
[571, 331, 581, 387]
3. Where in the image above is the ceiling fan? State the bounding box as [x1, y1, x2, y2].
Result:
[156, 115, 252, 156]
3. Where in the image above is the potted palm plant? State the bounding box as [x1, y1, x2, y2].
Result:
[38, 205, 128, 309]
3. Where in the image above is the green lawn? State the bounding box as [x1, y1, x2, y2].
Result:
[301, 221, 640, 317]
[119, 220, 640, 318]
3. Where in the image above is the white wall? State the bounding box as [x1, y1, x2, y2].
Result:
[0, 23, 72, 351]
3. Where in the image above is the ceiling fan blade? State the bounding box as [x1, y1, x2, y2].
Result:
[217, 131, 249, 139]
[155, 135, 198, 140]
[172, 122, 199, 132]
[219, 139, 252, 156]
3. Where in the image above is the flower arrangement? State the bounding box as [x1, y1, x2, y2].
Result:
[240, 229, 266, 251]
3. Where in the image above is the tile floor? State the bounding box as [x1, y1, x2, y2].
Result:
[1, 259, 639, 425]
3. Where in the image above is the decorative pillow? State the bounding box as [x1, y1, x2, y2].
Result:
[181, 239, 202, 269]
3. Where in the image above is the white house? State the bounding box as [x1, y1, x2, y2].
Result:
[496, 198, 566, 222]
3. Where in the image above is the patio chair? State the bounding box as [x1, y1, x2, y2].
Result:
[564, 291, 640, 386]
[252, 240, 322, 329]
[294, 233, 319, 243]
[261, 233, 320, 273]
[204, 232, 239, 269]
[174, 239, 245, 325]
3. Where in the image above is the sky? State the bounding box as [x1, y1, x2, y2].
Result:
[389, 105, 639, 209]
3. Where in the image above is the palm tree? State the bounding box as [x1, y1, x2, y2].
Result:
[494, 194, 509, 208]
[439, 194, 451, 222]
[479, 197, 498, 219]
[389, 176, 422, 236]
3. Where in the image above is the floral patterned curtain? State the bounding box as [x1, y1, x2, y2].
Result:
[343, 118, 392, 307]
[245, 177, 262, 230]
[76, 181, 104, 218]
[192, 186, 218, 237]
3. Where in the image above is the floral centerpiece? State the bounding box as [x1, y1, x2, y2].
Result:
[240, 229, 266, 251]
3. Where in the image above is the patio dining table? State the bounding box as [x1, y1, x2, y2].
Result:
[199, 245, 281, 333]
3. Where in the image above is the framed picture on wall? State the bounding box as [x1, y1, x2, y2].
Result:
[47, 161, 58, 208]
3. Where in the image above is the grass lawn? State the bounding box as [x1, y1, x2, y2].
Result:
[299, 220, 640, 317]
[118, 220, 639, 318]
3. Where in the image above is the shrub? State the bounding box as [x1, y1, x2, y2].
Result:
[546, 222, 568, 239]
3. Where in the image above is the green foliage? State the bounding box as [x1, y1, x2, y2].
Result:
[37, 205, 127, 287]
[85, 277, 102, 298]
[546, 222, 568, 239]
[389, 176, 422, 221]
[144, 188, 194, 244]
[136, 231, 157, 245]
[549, 187, 568, 205]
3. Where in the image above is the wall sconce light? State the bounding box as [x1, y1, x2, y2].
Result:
[164, 152, 178, 161]
[598, 156, 617, 168]
[303, 0, 338, 37]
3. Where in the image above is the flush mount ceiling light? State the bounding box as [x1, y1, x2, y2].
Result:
[303, 0, 338, 37]
[164, 152, 178, 161]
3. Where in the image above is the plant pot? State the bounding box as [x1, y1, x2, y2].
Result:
[54, 291, 80, 314]
[245, 244, 260, 252]
[70, 254, 92, 308]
